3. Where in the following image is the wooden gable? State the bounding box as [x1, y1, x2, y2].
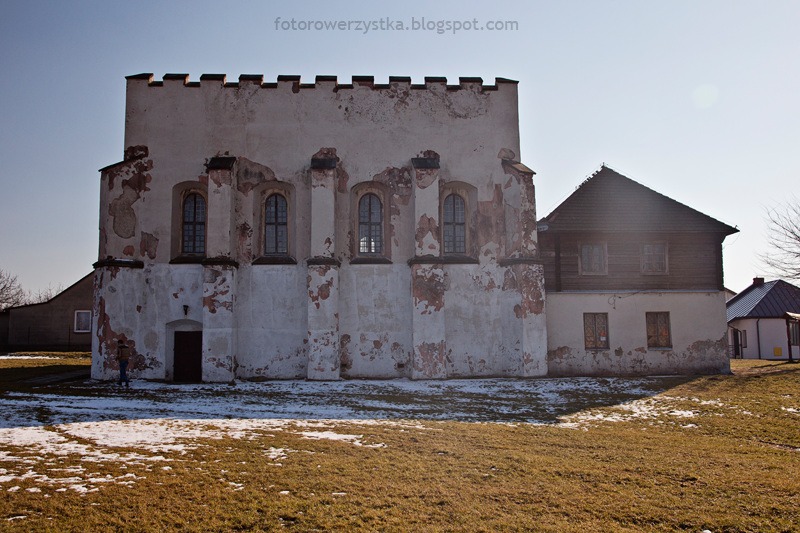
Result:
[537, 166, 738, 293]
[539, 166, 737, 235]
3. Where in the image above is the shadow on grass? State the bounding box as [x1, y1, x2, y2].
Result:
[0, 358, 707, 428]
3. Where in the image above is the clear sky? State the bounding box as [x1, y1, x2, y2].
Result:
[1, 0, 798, 295]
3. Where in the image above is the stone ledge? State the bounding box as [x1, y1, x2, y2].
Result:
[93, 259, 144, 269]
[411, 158, 439, 169]
[308, 257, 342, 267]
[350, 257, 392, 265]
[253, 255, 298, 265]
[201, 257, 239, 268]
[407, 255, 480, 265]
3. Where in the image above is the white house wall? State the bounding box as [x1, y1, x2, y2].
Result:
[546, 291, 730, 376]
[729, 318, 800, 360]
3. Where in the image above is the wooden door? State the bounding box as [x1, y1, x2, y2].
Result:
[174, 331, 203, 382]
[732, 330, 741, 358]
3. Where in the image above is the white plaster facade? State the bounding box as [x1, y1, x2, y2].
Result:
[546, 291, 730, 376]
[728, 318, 800, 360]
[92, 74, 546, 382]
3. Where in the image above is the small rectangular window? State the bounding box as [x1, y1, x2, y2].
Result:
[741, 330, 747, 348]
[74, 310, 91, 333]
[646, 312, 672, 348]
[580, 244, 607, 275]
[642, 243, 668, 274]
[790, 322, 800, 346]
[584, 313, 609, 350]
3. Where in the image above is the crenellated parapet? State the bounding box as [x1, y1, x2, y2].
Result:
[125, 73, 518, 92]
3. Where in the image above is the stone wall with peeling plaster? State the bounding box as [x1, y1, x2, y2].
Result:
[92, 74, 547, 382]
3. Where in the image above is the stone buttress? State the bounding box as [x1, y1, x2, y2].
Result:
[202, 158, 238, 382]
[306, 157, 340, 380]
[501, 160, 547, 377]
[410, 157, 447, 379]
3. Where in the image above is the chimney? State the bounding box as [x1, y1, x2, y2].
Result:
[753, 277, 765, 286]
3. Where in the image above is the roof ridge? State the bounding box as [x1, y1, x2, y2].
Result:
[541, 165, 738, 235]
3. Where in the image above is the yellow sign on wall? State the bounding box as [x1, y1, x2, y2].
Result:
[774, 347, 782, 356]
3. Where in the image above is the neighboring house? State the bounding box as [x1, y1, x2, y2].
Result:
[726, 278, 800, 360]
[538, 166, 738, 376]
[724, 287, 737, 301]
[0, 273, 94, 352]
[92, 73, 547, 382]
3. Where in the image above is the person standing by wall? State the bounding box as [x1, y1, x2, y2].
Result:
[116, 339, 130, 387]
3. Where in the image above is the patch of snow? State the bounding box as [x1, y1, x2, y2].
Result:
[0, 355, 60, 360]
[298, 431, 363, 445]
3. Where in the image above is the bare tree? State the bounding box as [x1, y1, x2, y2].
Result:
[0, 269, 26, 311]
[761, 198, 800, 281]
[25, 283, 65, 305]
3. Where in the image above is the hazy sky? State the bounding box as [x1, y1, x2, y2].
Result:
[1, 0, 798, 294]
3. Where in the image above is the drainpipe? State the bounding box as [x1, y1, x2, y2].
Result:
[756, 319, 762, 360]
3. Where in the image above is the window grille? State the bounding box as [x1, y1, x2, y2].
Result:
[443, 194, 466, 254]
[584, 313, 609, 349]
[182, 193, 206, 255]
[646, 312, 672, 348]
[358, 193, 382, 254]
[581, 244, 606, 273]
[264, 194, 288, 254]
[643, 244, 667, 272]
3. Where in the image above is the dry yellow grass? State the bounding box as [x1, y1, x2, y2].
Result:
[0, 358, 797, 532]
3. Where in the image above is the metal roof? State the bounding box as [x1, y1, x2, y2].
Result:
[726, 279, 800, 321]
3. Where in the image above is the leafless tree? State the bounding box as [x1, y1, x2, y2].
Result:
[761, 198, 800, 281]
[25, 283, 65, 305]
[0, 269, 26, 311]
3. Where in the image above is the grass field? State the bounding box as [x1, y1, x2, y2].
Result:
[0, 357, 797, 532]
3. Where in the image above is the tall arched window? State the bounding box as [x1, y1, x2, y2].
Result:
[182, 193, 206, 255]
[443, 193, 466, 254]
[265, 194, 288, 255]
[358, 193, 382, 254]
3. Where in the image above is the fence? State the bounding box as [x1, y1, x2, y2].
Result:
[2, 326, 92, 352]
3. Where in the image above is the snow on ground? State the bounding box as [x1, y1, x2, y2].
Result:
[1, 375, 793, 494]
[0, 356, 61, 360]
[0, 376, 684, 429]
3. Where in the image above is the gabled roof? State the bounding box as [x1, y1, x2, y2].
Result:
[3, 272, 93, 311]
[538, 166, 738, 235]
[726, 279, 800, 321]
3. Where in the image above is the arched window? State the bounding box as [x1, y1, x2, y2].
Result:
[443, 194, 466, 254]
[265, 194, 288, 255]
[182, 193, 206, 255]
[358, 193, 382, 254]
